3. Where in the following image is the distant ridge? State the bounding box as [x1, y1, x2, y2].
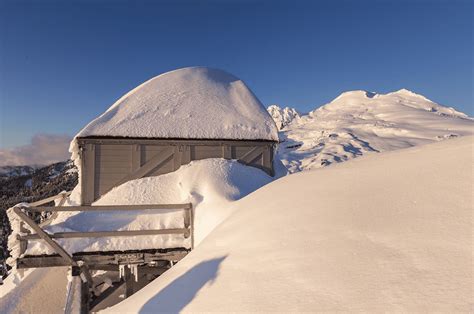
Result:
[268, 89, 473, 172]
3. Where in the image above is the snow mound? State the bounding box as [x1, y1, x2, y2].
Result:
[278, 89, 473, 172]
[267, 105, 300, 130]
[73, 67, 278, 142]
[6, 159, 273, 261]
[108, 136, 473, 313]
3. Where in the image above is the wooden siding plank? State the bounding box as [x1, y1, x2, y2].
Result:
[99, 144, 133, 151]
[147, 159, 174, 177]
[82, 144, 96, 205]
[131, 144, 141, 172]
[181, 145, 191, 164]
[98, 167, 133, 173]
[239, 146, 265, 164]
[222, 144, 231, 159]
[97, 160, 131, 167]
[248, 153, 264, 165]
[104, 147, 174, 191]
[95, 155, 131, 162]
[173, 146, 182, 171]
[232, 146, 253, 159]
[263, 146, 274, 176]
[192, 146, 222, 160]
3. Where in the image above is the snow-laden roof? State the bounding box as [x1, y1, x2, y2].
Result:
[75, 67, 278, 141]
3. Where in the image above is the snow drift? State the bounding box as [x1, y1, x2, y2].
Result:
[6, 159, 273, 263]
[108, 136, 473, 312]
[274, 89, 473, 172]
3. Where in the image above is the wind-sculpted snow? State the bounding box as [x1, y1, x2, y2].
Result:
[107, 136, 473, 312]
[267, 105, 300, 130]
[273, 89, 473, 172]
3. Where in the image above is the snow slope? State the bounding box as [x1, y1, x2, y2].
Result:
[6, 159, 273, 262]
[274, 89, 473, 172]
[0, 267, 69, 314]
[108, 136, 473, 312]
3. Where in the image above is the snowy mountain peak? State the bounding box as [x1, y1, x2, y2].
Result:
[387, 88, 434, 102]
[267, 105, 300, 130]
[330, 88, 431, 105]
[332, 90, 378, 102]
[275, 90, 473, 172]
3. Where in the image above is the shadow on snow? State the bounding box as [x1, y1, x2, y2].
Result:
[139, 256, 227, 313]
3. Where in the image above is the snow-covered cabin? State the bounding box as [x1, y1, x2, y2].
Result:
[70, 67, 279, 205]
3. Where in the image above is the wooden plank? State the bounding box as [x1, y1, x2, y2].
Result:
[232, 145, 252, 159]
[99, 144, 132, 151]
[82, 143, 96, 205]
[90, 280, 126, 311]
[28, 191, 72, 207]
[247, 152, 264, 165]
[17, 249, 189, 268]
[192, 145, 222, 160]
[98, 168, 132, 175]
[146, 159, 174, 177]
[13, 207, 77, 267]
[96, 154, 131, 162]
[38, 192, 69, 228]
[181, 145, 191, 164]
[81, 279, 89, 314]
[77, 137, 277, 147]
[143, 145, 173, 152]
[173, 146, 182, 171]
[124, 266, 134, 297]
[222, 144, 231, 159]
[131, 144, 141, 171]
[97, 175, 129, 183]
[19, 228, 190, 240]
[264, 145, 274, 176]
[240, 146, 265, 163]
[113, 146, 174, 187]
[28, 203, 192, 212]
[97, 160, 131, 167]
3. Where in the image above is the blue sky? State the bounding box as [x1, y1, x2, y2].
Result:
[0, 0, 472, 149]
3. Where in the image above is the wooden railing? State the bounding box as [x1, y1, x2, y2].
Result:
[11, 191, 194, 286]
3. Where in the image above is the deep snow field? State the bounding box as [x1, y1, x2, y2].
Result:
[270, 89, 473, 172]
[2, 136, 471, 313]
[1, 87, 473, 313]
[106, 136, 473, 313]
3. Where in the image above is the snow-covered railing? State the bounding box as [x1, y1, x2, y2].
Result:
[11, 191, 194, 287]
[15, 203, 194, 247]
[15, 190, 71, 253]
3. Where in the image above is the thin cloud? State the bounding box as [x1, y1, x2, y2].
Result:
[0, 134, 71, 167]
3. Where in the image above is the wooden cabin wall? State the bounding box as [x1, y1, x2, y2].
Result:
[78, 138, 276, 205]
